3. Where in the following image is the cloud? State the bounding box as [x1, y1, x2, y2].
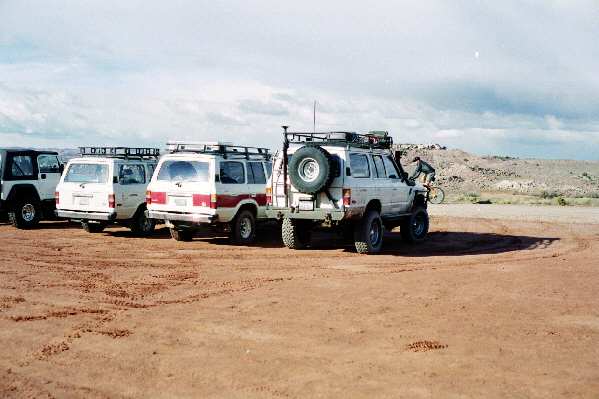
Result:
[0, 0, 598, 159]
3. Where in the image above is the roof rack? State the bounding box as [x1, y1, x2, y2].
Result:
[166, 141, 270, 160]
[281, 128, 393, 150]
[79, 147, 160, 159]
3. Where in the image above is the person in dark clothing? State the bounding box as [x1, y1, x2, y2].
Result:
[409, 156, 436, 186]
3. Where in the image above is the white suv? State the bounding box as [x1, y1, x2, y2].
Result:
[146, 142, 272, 243]
[266, 128, 429, 254]
[55, 147, 159, 235]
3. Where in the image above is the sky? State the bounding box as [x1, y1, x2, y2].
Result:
[1, 0, 599, 160]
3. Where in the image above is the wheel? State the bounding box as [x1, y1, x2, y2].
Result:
[428, 186, 445, 204]
[230, 210, 256, 245]
[288, 146, 335, 194]
[400, 207, 429, 243]
[81, 221, 105, 233]
[9, 199, 41, 229]
[353, 210, 384, 254]
[130, 208, 156, 236]
[281, 218, 311, 249]
[170, 227, 193, 241]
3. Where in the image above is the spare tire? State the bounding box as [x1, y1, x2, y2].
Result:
[288, 146, 335, 194]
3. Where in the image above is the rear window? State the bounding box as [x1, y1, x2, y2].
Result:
[157, 160, 210, 182]
[65, 163, 109, 184]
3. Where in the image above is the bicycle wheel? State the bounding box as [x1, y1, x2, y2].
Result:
[428, 186, 445, 204]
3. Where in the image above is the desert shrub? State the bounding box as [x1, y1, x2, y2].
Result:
[556, 197, 568, 206]
[589, 192, 599, 199]
[540, 190, 559, 199]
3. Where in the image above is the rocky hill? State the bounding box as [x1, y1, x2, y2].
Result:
[396, 145, 599, 199]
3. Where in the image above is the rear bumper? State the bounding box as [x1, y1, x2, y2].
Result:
[146, 210, 217, 225]
[55, 209, 117, 221]
[266, 207, 347, 221]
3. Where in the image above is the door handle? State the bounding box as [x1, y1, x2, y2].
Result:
[130, 194, 139, 197]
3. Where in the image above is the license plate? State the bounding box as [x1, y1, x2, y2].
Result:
[78, 197, 89, 206]
[174, 198, 187, 207]
[298, 200, 314, 211]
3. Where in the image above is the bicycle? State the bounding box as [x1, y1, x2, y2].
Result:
[426, 185, 445, 204]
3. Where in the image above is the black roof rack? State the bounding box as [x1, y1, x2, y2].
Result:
[79, 147, 160, 159]
[166, 141, 270, 160]
[281, 128, 393, 150]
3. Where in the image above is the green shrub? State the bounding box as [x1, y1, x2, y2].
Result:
[556, 197, 567, 206]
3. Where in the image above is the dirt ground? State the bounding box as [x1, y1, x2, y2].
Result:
[1, 205, 598, 398]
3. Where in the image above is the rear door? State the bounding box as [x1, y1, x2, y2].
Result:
[347, 153, 374, 211]
[372, 154, 393, 216]
[116, 162, 147, 218]
[59, 161, 112, 212]
[149, 157, 213, 214]
[36, 154, 62, 200]
[247, 161, 268, 217]
[217, 160, 247, 221]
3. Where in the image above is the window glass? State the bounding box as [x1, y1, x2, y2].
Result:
[220, 161, 245, 184]
[349, 153, 370, 178]
[247, 162, 266, 184]
[264, 162, 273, 179]
[119, 164, 145, 185]
[147, 163, 156, 178]
[65, 163, 109, 184]
[11, 155, 34, 177]
[38, 155, 61, 173]
[383, 156, 400, 179]
[372, 155, 386, 178]
[157, 160, 210, 182]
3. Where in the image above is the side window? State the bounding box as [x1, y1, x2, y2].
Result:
[264, 162, 273, 179]
[247, 162, 266, 184]
[11, 155, 34, 177]
[220, 161, 245, 184]
[119, 164, 145, 185]
[372, 155, 386, 178]
[147, 163, 156, 178]
[349, 153, 370, 178]
[383, 156, 400, 179]
[37, 155, 61, 173]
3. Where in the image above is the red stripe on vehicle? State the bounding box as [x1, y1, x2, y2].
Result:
[216, 194, 250, 208]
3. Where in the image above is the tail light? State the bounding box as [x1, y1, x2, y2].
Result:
[150, 191, 166, 204]
[191, 193, 217, 209]
[342, 188, 351, 206]
[266, 187, 272, 205]
[54, 191, 60, 205]
[108, 193, 116, 208]
[145, 190, 151, 204]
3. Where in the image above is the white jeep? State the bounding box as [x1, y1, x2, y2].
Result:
[146, 142, 272, 243]
[0, 148, 63, 228]
[55, 147, 159, 235]
[265, 128, 429, 254]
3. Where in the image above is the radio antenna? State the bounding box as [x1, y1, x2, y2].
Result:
[313, 100, 316, 133]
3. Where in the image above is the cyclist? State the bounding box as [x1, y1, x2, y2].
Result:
[409, 156, 436, 187]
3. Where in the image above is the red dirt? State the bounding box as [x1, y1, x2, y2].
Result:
[0, 212, 598, 398]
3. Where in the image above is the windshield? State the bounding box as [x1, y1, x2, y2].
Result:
[157, 160, 210, 182]
[64, 163, 109, 184]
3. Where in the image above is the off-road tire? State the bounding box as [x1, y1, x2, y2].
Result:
[130, 207, 156, 237]
[281, 218, 311, 249]
[400, 206, 429, 243]
[353, 210, 384, 254]
[170, 227, 193, 241]
[81, 221, 105, 233]
[9, 198, 41, 229]
[288, 146, 335, 194]
[230, 210, 256, 245]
